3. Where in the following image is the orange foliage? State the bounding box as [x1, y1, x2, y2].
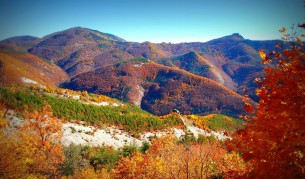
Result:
[114, 136, 245, 178]
[20, 105, 65, 177]
[0, 105, 31, 178]
[0, 104, 65, 178]
[228, 25, 305, 178]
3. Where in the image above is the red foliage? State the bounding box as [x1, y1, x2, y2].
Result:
[227, 25, 305, 178]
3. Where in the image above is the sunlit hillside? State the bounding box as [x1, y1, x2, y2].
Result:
[0, 49, 68, 87]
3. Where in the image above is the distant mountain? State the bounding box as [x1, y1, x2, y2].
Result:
[27, 27, 127, 75]
[0, 27, 285, 117]
[0, 35, 41, 51]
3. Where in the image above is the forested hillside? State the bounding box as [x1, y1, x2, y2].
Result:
[63, 61, 249, 117]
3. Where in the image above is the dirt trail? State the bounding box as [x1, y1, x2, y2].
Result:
[179, 115, 229, 140]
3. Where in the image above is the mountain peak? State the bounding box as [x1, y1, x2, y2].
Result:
[229, 33, 244, 40]
[185, 51, 200, 58]
[41, 27, 126, 43]
[206, 33, 245, 45]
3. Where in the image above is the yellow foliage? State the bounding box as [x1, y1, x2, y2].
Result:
[258, 49, 266, 59]
[223, 152, 247, 177]
[190, 114, 197, 119]
[72, 167, 111, 179]
[0, 116, 8, 129]
[0, 133, 31, 178]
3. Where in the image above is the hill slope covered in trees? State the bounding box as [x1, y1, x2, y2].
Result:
[0, 27, 286, 117]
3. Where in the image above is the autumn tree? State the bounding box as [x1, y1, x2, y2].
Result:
[20, 104, 65, 178]
[0, 102, 65, 178]
[227, 25, 305, 178]
[0, 103, 32, 178]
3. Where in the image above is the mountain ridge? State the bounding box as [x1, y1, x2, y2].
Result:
[0, 27, 283, 117]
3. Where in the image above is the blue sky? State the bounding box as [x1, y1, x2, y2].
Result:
[0, 0, 304, 43]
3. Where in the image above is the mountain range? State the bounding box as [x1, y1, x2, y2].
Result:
[0, 27, 285, 117]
